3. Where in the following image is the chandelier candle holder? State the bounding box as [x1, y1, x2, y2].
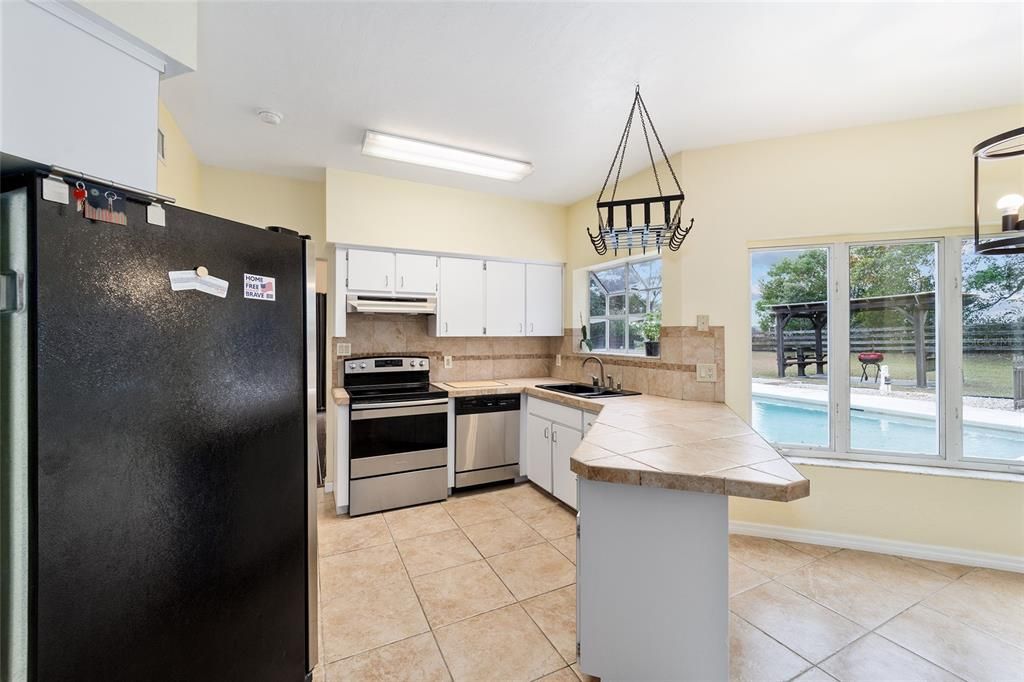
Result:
[974, 126, 1024, 256]
[587, 85, 694, 256]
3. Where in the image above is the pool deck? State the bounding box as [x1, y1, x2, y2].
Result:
[752, 382, 1024, 433]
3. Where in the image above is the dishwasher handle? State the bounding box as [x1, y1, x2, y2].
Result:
[454, 393, 521, 415]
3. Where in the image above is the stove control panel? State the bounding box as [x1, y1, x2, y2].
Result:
[344, 356, 430, 374]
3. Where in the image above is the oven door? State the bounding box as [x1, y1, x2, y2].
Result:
[349, 399, 449, 479]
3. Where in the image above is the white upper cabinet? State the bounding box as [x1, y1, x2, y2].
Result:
[347, 249, 394, 293]
[485, 261, 526, 336]
[436, 257, 485, 336]
[526, 263, 563, 336]
[396, 253, 438, 294]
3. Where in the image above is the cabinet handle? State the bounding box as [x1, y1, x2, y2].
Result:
[552, 429, 558, 444]
[385, 274, 389, 288]
[445, 321, 449, 333]
[400, 275, 405, 288]
[544, 427, 549, 439]
[519, 322, 523, 333]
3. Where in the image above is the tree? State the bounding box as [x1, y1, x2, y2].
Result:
[756, 243, 1024, 332]
[961, 248, 1024, 324]
[755, 245, 934, 331]
[754, 250, 827, 331]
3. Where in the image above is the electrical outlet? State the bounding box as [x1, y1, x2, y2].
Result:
[696, 363, 717, 383]
[336, 342, 352, 356]
[696, 314, 710, 332]
[555, 354, 562, 367]
[443, 355, 453, 369]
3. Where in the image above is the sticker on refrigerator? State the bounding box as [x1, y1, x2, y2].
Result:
[243, 273, 275, 301]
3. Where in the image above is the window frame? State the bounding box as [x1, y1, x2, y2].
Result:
[750, 235, 1023, 474]
[587, 255, 663, 355]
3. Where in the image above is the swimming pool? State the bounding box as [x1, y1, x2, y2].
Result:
[751, 396, 1024, 461]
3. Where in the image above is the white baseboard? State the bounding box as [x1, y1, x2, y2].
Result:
[729, 521, 1024, 574]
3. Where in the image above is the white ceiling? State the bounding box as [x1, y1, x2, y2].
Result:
[160, 1, 1024, 205]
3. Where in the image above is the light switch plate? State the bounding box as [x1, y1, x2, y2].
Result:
[337, 342, 352, 356]
[443, 355, 453, 369]
[555, 354, 562, 367]
[696, 363, 717, 383]
[696, 314, 710, 332]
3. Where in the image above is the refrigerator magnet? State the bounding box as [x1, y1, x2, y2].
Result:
[168, 268, 229, 298]
[243, 274, 275, 301]
[82, 183, 128, 225]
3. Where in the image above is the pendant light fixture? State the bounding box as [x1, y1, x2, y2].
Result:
[973, 126, 1024, 256]
[587, 85, 694, 256]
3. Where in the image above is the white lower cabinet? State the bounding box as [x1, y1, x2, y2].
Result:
[551, 424, 581, 509]
[527, 414, 554, 493]
[526, 397, 584, 510]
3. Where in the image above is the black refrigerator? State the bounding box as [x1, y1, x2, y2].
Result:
[1, 166, 318, 681]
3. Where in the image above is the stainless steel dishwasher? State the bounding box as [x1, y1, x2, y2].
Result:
[454, 394, 521, 488]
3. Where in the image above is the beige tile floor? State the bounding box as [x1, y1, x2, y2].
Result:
[314, 484, 1024, 682]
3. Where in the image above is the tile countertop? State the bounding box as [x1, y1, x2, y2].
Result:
[333, 377, 809, 503]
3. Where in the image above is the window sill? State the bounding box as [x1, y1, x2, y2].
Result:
[784, 454, 1024, 484]
[578, 349, 661, 360]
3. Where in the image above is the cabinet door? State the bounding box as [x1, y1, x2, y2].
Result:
[526, 414, 553, 493]
[525, 263, 563, 336]
[437, 257, 485, 336]
[485, 261, 526, 336]
[347, 249, 394, 293]
[396, 253, 438, 294]
[551, 424, 581, 509]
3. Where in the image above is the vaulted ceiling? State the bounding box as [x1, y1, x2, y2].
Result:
[160, 2, 1023, 204]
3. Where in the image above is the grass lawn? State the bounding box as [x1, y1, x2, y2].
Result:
[751, 351, 1018, 398]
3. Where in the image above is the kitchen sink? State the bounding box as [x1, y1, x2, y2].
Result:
[536, 383, 641, 399]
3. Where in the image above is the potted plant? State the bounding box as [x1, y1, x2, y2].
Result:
[579, 312, 593, 351]
[640, 310, 661, 357]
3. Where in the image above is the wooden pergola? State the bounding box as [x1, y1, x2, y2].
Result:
[768, 292, 937, 388]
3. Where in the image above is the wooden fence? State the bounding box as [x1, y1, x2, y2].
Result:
[751, 324, 1024, 354]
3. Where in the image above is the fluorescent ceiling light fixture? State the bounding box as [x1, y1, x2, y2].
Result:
[362, 131, 533, 182]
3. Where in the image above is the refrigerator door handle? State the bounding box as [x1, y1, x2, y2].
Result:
[0, 270, 25, 314]
[303, 241, 319, 671]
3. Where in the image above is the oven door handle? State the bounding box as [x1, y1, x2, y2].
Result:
[351, 399, 449, 419]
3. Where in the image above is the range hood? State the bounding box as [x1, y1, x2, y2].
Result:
[346, 294, 436, 314]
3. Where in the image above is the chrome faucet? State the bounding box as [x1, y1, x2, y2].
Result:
[582, 356, 606, 388]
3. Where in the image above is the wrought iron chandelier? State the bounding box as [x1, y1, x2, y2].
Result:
[974, 126, 1024, 256]
[587, 85, 694, 256]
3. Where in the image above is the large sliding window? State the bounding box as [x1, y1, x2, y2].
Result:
[960, 240, 1024, 464]
[750, 237, 1023, 473]
[848, 241, 939, 457]
[588, 257, 662, 354]
[750, 247, 831, 448]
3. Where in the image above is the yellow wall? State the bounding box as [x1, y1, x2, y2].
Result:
[732, 465, 1024, 558]
[156, 101, 327, 257]
[200, 166, 327, 257]
[156, 101, 201, 210]
[326, 168, 567, 262]
[565, 105, 1024, 558]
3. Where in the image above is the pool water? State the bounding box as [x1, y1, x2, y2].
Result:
[751, 397, 1023, 462]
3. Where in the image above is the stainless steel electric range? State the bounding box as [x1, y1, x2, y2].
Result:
[345, 356, 449, 516]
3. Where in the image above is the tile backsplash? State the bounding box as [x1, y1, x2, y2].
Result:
[331, 314, 554, 386]
[332, 316, 725, 402]
[550, 326, 725, 402]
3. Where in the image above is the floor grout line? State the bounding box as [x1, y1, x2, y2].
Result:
[385, 520, 455, 681]
[320, 482, 1016, 681]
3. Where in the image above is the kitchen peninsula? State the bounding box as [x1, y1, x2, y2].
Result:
[332, 377, 808, 680]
